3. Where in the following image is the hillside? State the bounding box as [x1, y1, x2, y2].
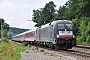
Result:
[8, 27, 29, 39]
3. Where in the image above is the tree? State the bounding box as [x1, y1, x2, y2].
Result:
[79, 19, 87, 42]
[32, 8, 42, 27]
[57, 6, 66, 19]
[0, 18, 9, 31]
[85, 22, 90, 37]
[86, 35, 90, 44]
[42, 1, 56, 23]
[72, 18, 80, 36]
[3, 29, 8, 38]
[32, 1, 56, 27]
[78, 0, 90, 17]
[0, 18, 9, 38]
[0, 18, 4, 30]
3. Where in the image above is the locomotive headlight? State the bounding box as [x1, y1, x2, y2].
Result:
[57, 34, 59, 38]
[73, 35, 75, 38]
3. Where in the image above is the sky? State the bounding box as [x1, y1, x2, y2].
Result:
[0, 0, 68, 29]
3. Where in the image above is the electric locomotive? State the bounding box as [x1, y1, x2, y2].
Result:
[35, 20, 76, 49]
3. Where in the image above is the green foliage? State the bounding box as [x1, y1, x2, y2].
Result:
[21, 42, 27, 46]
[0, 18, 9, 31]
[76, 36, 81, 43]
[77, 36, 85, 43]
[2, 37, 9, 43]
[78, 0, 90, 17]
[72, 18, 80, 36]
[33, 50, 37, 53]
[13, 44, 29, 53]
[0, 29, 8, 38]
[50, 53, 54, 56]
[75, 17, 90, 43]
[43, 52, 47, 55]
[0, 43, 6, 53]
[3, 29, 8, 38]
[0, 18, 9, 38]
[86, 35, 90, 44]
[56, 6, 67, 19]
[2, 52, 21, 60]
[0, 41, 29, 60]
[85, 22, 90, 36]
[57, 0, 90, 19]
[40, 49, 44, 52]
[32, 1, 56, 27]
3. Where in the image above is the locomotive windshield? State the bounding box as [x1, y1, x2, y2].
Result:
[58, 24, 65, 29]
[58, 24, 72, 30]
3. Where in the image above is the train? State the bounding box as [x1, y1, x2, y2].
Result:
[12, 20, 76, 50]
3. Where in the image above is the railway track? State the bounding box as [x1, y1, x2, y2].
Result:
[14, 41, 90, 60]
[76, 44, 90, 49]
[61, 50, 90, 58]
[29, 44, 90, 60]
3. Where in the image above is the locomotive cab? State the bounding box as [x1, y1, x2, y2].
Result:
[54, 20, 76, 49]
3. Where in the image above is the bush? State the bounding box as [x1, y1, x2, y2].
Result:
[0, 44, 6, 53]
[44, 52, 47, 55]
[21, 42, 27, 46]
[86, 35, 90, 44]
[0, 41, 29, 60]
[40, 50, 44, 52]
[77, 36, 86, 43]
[2, 37, 9, 43]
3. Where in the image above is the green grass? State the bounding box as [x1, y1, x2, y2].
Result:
[50, 53, 54, 56]
[40, 49, 44, 52]
[43, 52, 47, 55]
[0, 40, 29, 60]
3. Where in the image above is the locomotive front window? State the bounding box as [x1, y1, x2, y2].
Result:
[66, 24, 72, 29]
[58, 24, 72, 30]
[58, 24, 65, 29]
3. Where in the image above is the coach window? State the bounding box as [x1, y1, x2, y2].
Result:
[27, 33, 30, 36]
[29, 32, 31, 37]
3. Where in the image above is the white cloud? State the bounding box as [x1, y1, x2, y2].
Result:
[19, 9, 23, 12]
[0, 0, 68, 29]
[0, 0, 14, 11]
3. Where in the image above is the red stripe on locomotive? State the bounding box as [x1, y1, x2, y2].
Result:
[59, 36, 73, 39]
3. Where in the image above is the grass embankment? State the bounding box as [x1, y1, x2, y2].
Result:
[0, 38, 29, 60]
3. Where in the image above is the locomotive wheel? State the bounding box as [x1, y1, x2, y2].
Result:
[48, 44, 51, 48]
[31, 42, 33, 45]
[50, 43, 54, 49]
[64, 49, 67, 51]
[48, 43, 54, 49]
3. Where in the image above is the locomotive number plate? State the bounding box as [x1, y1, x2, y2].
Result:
[59, 31, 73, 35]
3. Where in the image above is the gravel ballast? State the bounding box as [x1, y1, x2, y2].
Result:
[20, 47, 77, 60]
